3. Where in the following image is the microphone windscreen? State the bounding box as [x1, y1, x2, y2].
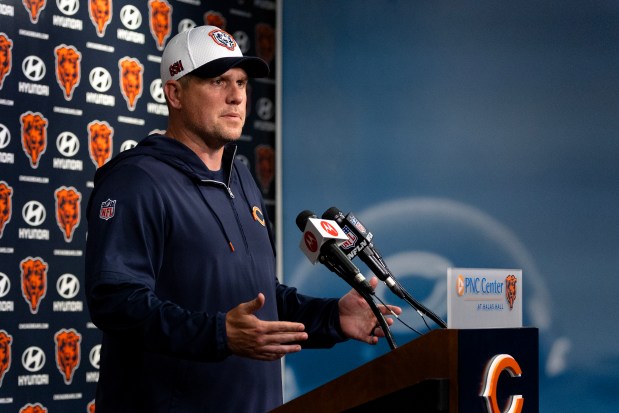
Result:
[321, 206, 341, 220]
[296, 210, 316, 231]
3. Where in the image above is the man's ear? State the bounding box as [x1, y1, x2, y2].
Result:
[164, 80, 183, 109]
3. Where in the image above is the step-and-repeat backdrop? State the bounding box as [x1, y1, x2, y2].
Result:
[0, 1, 275, 411]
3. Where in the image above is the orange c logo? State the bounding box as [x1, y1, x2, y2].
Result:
[481, 354, 524, 413]
[252, 206, 265, 226]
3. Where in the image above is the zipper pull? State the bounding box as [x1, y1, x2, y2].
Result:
[227, 187, 235, 198]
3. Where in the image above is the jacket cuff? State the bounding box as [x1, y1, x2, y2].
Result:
[333, 301, 348, 342]
[216, 311, 232, 358]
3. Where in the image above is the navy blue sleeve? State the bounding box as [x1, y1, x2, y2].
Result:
[247, 165, 347, 348]
[85, 163, 229, 361]
[275, 281, 348, 348]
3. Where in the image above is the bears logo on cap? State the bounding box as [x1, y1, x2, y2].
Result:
[209, 29, 236, 51]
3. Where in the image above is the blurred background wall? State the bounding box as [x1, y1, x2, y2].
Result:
[280, 1, 619, 412]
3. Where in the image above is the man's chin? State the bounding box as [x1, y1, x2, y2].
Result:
[222, 133, 242, 143]
[214, 131, 243, 147]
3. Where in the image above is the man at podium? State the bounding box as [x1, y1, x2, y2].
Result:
[85, 25, 402, 413]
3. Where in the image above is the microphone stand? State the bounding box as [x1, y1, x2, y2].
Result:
[370, 254, 447, 329]
[357, 288, 398, 350]
[398, 281, 447, 329]
[319, 253, 398, 350]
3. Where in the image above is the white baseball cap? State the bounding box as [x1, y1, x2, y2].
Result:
[160, 25, 269, 83]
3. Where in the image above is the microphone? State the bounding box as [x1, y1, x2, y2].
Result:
[296, 210, 373, 295]
[322, 207, 405, 299]
[297, 210, 398, 350]
[322, 206, 447, 329]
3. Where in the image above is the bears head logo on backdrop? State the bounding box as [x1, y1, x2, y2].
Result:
[54, 45, 81, 100]
[0, 330, 12, 387]
[20, 257, 48, 314]
[119, 57, 143, 111]
[19, 403, 47, 413]
[22, 0, 47, 24]
[255, 144, 274, 194]
[505, 274, 518, 310]
[255, 23, 275, 65]
[0, 181, 13, 238]
[54, 328, 81, 385]
[20, 111, 48, 169]
[204, 11, 226, 30]
[148, 0, 172, 51]
[89, 0, 112, 37]
[88, 120, 113, 167]
[0, 33, 13, 90]
[54, 186, 81, 243]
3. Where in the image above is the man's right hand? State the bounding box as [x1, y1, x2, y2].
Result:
[225, 293, 308, 361]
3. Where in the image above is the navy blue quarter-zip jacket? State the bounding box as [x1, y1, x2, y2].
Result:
[85, 135, 346, 413]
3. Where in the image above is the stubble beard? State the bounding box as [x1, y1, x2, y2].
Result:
[209, 125, 243, 148]
[192, 121, 244, 150]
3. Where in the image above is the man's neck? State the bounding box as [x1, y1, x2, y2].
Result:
[165, 129, 225, 171]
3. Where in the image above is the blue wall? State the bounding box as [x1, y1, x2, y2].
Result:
[281, 1, 619, 411]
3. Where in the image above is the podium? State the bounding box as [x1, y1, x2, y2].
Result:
[271, 328, 538, 413]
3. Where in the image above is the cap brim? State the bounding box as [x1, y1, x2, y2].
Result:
[191, 56, 270, 79]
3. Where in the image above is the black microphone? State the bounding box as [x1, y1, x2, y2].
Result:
[322, 207, 405, 299]
[296, 210, 373, 295]
[297, 210, 398, 349]
[322, 206, 447, 329]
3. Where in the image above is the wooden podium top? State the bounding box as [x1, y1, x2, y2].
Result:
[271, 328, 459, 413]
[271, 328, 539, 413]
